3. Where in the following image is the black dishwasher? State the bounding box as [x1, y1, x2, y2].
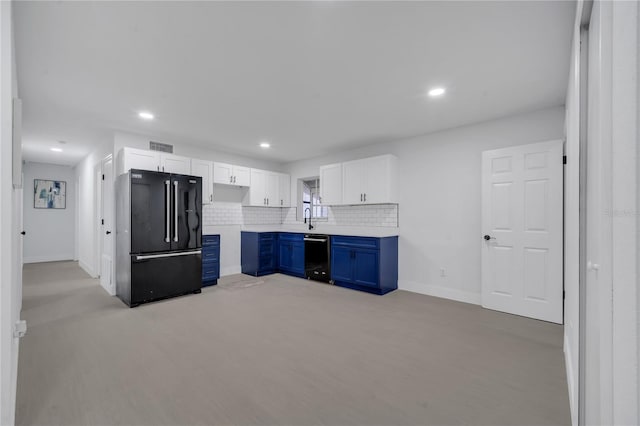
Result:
[304, 234, 331, 283]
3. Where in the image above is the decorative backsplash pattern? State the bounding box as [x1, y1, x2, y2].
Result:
[204, 203, 398, 227]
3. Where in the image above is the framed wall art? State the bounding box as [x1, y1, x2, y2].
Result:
[34, 179, 66, 209]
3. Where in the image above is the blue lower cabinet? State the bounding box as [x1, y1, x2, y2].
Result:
[330, 236, 398, 295]
[202, 234, 220, 287]
[278, 233, 305, 278]
[241, 232, 278, 276]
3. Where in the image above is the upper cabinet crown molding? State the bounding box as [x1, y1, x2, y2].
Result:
[320, 154, 398, 205]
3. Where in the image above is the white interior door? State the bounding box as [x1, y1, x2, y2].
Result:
[481, 140, 563, 323]
[100, 156, 114, 294]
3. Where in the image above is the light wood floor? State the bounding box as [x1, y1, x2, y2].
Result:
[16, 261, 570, 426]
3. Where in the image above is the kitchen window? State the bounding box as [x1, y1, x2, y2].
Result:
[301, 178, 328, 221]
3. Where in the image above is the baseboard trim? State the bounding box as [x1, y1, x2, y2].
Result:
[564, 333, 578, 426]
[78, 259, 97, 278]
[23, 254, 74, 264]
[99, 280, 115, 296]
[398, 280, 481, 305]
[221, 265, 242, 277]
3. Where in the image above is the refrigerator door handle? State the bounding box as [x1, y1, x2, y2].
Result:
[174, 181, 179, 242]
[165, 180, 170, 243]
[135, 250, 202, 261]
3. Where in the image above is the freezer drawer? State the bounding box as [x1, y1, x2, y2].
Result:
[124, 251, 202, 307]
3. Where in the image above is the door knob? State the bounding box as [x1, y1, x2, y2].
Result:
[20, 231, 25, 235]
[484, 235, 495, 241]
[106, 231, 112, 235]
[587, 261, 600, 271]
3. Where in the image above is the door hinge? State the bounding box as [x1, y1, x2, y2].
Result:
[13, 320, 27, 338]
[101, 219, 104, 225]
[563, 155, 567, 164]
[102, 174, 105, 180]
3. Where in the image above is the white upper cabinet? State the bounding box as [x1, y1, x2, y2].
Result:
[244, 169, 280, 207]
[346, 154, 397, 204]
[190, 159, 214, 204]
[233, 165, 251, 187]
[160, 154, 191, 175]
[324, 154, 397, 205]
[117, 148, 191, 175]
[319, 163, 343, 205]
[213, 162, 250, 186]
[278, 173, 291, 207]
[117, 147, 160, 174]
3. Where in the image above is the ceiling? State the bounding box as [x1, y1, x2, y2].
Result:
[14, 1, 575, 166]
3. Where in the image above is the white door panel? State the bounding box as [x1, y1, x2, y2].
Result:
[100, 156, 114, 294]
[482, 140, 563, 323]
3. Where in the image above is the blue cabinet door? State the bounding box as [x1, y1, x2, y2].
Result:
[290, 242, 305, 276]
[331, 246, 354, 283]
[353, 248, 379, 287]
[278, 241, 293, 270]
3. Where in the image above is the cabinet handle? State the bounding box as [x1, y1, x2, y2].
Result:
[264, 198, 266, 205]
[364, 193, 366, 202]
[281, 199, 283, 206]
[174, 181, 179, 242]
[230, 176, 233, 183]
[267, 198, 269, 205]
[163, 166, 165, 172]
[360, 193, 363, 202]
[233, 176, 236, 184]
[157, 166, 160, 172]
[210, 194, 213, 202]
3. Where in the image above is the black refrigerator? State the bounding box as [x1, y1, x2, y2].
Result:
[116, 169, 203, 307]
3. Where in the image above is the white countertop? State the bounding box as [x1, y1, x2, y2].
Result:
[238, 224, 399, 238]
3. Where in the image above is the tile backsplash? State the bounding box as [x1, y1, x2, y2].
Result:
[204, 203, 398, 227]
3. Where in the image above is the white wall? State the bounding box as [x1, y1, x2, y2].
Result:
[22, 162, 76, 263]
[75, 139, 112, 278]
[286, 106, 565, 303]
[0, 1, 20, 424]
[563, 2, 584, 424]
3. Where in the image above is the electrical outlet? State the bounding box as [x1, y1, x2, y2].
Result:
[440, 268, 446, 277]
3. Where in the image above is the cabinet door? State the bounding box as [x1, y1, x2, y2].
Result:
[249, 169, 267, 206]
[233, 166, 251, 186]
[278, 241, 293, 270]
[191, 159, 213, 204]
[331, 246, 353, 283]
[161, 154, 191, 175]
[123, 148, 160, 173]
[319, 163, 342, 205]
[342, 159, 365, 205]
[363, 155, 396, 204]
[353, 249, 379, 287]
[290, 242, 305, 275]
[213, 162, 234, 185]
[265, 172, 279, 207]
[278, 173, 291, 207]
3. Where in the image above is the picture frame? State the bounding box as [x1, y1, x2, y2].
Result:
[34, 179, 66, 209]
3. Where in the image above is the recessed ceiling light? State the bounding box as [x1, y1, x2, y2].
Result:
[58, 140, 67, 144]
[260, 142, 270, 148]
[50, 147, 63, 152]
[138, 111, 155, 120]
[428, 87, 446, 97]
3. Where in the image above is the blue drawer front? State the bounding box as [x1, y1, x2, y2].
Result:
[279, 233, 304, 242]
[202, 235, 220, 284]
[331, 236, 379, 249]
